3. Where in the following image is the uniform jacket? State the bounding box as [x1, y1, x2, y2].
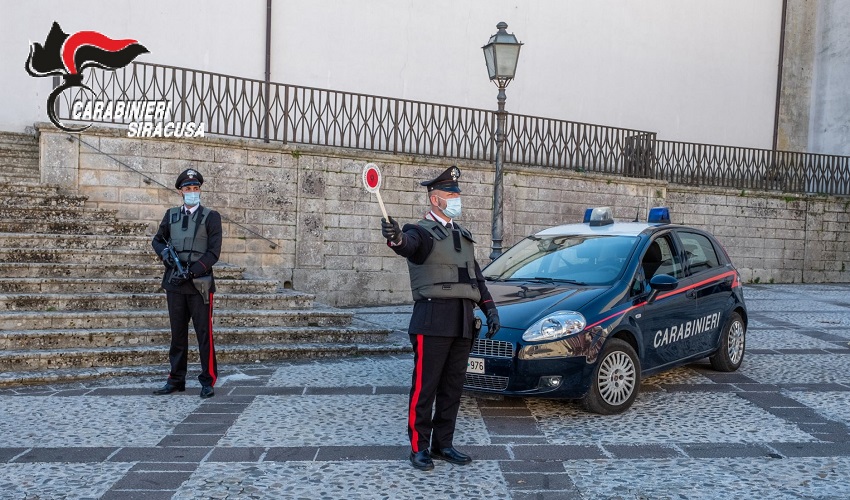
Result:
[389, 219, 497, 338]
[151, 205, 222, 294]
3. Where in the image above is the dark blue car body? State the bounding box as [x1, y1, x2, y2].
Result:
[467, 212, 747, 414]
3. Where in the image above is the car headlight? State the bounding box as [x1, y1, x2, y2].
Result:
[522, 311, 586, 342]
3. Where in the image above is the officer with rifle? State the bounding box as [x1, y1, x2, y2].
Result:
[151, 168, 222, 399]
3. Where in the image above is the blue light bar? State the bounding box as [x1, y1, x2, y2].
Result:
[648, 207, 671, 224]
[587, 207, 614, 227]
[583, 208, 593, 223]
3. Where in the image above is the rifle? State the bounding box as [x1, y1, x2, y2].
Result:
[166, 241, 211, 305]
[165, 242, 189, 285]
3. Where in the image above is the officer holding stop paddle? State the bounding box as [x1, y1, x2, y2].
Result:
[368, 163, 500, 471]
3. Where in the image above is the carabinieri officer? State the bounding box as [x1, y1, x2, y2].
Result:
[151, 168, 222, 399]
[381, 166, 500, 471]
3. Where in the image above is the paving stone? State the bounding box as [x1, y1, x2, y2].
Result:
[109, 470, 195, 490]
[679, 443, 775, 458]
[13, 447, 117, 463]
[483, 416, 543, 436]
[529, 393, 815, 444]
[0, 395, 198, 447]
[602, 444, 684, 459]
[175, 461, 511, 499]
[218, 394, 489, 447]
[512, 445, 605, 461]
[0, 448, 27, 463]
[206, 447, 267, 462]
[157, 434, 223, 447]
[314, 445, 409, 461]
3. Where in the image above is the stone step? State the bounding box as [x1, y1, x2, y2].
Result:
[1, 192, 88, 208]
[0, 324, 391, 350]
[0, 341, 409, 381]
[0, 174, 40, 184]
[0, 247, 157, 264]
[0, 182, 68, 195]
[0, 232, 151, 251]
[0, 132, 39, 147]
[0, 291, 315, 312]
[0, 146, 38, 158]
[0, 164, 39, 176]
[0, 277, 279, 294]
[0, 206, 118, 220]
[0, 308, 341, 330]
[0, 220, 148, 236]
[0, 262, 245, 279]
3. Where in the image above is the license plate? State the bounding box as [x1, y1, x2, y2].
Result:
[467, 357, 485, 374]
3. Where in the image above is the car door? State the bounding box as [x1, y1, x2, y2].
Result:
[674, 230, 734, 355]
[632, 231, 702, 369]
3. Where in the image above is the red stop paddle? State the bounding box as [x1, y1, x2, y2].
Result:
[362, 163, 388, 220]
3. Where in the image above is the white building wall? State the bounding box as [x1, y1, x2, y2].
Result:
[2, 0, 782, 148]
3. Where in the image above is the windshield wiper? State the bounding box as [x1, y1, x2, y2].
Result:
[529, 277, 587, 286]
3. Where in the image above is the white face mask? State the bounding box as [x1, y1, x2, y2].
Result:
[183, 192, 200, 206]
[438, 196, 462, 219]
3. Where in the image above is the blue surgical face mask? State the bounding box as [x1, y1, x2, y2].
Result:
[183, 192, 200, 206]
[439, 196, 462, 219]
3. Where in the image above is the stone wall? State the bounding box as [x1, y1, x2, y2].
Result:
[38, 124, 850, 306]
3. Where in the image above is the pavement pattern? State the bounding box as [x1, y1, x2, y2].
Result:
[1, 284, 850, 499]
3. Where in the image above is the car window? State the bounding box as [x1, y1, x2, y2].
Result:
[641, 235, 682, 280]
[484, 235, 637, 285]
[679, 231, 721, 276]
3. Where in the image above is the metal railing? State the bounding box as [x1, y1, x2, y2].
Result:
[55, 61, 850, 196]
[653, 140, 850, 195]
[54, 62, 654, 176]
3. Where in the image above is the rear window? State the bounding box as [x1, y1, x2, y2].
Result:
[679, 231, 721, 276]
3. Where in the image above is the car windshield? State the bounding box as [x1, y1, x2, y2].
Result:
[484, 234, 638, 285]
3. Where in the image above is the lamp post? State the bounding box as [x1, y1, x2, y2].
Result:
[482, 21, 522, 261]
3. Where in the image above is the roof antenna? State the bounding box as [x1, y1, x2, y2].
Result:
[633, 208, 640, 222]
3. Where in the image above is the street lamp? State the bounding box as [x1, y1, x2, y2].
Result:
[482, 21, 522, 260]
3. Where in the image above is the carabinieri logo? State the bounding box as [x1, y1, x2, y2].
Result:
[26, 22, 148, 132]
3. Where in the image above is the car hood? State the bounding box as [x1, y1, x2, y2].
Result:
[485, 282, 607, 330]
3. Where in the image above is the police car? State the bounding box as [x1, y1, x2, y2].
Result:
[468, 207, 747, 414]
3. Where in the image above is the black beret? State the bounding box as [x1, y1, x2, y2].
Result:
[175, 168, 204, 189]
[420, 166, 461, 193]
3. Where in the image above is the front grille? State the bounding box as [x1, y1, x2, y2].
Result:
[464, 373, 509, 391]
[470, 339, 514, 358]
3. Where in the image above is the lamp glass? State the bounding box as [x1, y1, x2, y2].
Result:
[495, 44, 521, 79]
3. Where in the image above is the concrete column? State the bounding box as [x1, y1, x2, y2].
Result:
[776, 0, 818, 153]
[38, 125, 80, 188]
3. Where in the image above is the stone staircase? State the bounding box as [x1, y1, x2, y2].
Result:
[0, 131, 401, 386]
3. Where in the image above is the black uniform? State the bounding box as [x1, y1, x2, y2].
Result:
[151, 204, 222, 388]
[390, 216, 497, 454]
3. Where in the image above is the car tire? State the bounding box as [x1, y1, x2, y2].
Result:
[582, 338, 641, 415]
[709, 311, 746, 372]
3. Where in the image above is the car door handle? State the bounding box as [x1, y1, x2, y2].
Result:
[685, 289, 696, 299]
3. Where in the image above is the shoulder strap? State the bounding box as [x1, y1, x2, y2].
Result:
[454, 222, 476, 243]
[168, 206, 182, 224]
[417, 219, 450, 240]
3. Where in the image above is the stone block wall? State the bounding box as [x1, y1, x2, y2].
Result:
[37, 124, 850, 306]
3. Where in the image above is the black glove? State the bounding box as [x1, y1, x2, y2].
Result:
[381, 217, 402, 244]
[188, 262, 206, 279]
[160, 247, 176, 269]
[485, 310, 501, 338]
[168, 271, 189, 286]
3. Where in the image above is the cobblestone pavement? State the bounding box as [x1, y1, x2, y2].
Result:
[1, 284, 850, 499]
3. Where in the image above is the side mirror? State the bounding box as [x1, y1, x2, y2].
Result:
[647, 274, 677, 304]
